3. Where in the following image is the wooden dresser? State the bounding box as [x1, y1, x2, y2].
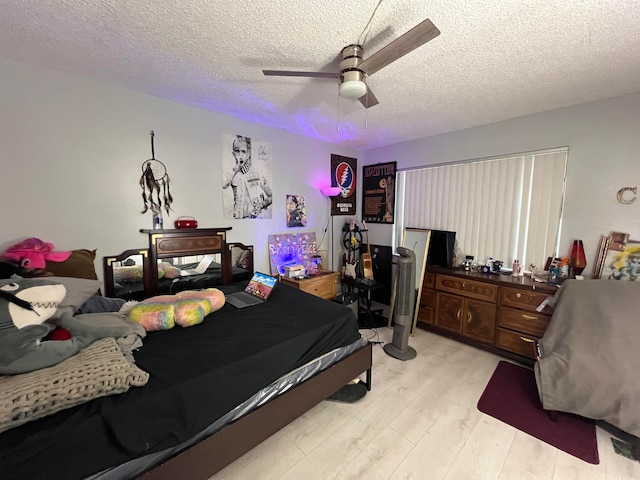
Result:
[279, 271, 339, 300]
[418, 267, 556, 363]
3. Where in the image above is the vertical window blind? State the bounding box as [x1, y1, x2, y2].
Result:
[395, 149, 568, 270]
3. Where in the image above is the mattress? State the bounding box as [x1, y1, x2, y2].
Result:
[0, 282, 361, 479]
[94, 335, 367, 479]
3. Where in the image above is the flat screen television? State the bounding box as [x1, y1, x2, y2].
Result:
[426, 230, 456, 268]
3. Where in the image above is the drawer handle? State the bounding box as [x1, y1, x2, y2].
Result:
[456, 309, 461, 321]
[519, 336, 535, 343]
[462, 282, 467, 288]
[466, 311, 472, 323]
[521, 314, 537, 320]
[516, 292, 522, 298]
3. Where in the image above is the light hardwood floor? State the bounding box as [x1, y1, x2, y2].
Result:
[212, 327, 640, 480]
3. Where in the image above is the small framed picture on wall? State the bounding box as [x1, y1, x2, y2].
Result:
[286, 195, 307, 227]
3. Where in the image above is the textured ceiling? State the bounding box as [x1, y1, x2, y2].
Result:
[1, 0, 639, 150]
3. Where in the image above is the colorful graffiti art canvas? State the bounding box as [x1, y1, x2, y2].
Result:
[268, 232, 318, 276]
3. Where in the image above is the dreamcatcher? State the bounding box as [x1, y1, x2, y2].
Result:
[140, 130, 173, 215]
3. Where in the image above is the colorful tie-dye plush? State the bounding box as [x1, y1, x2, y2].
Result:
[127, 288, 225, 331]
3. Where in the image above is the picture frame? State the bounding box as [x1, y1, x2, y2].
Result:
[286, 194, 307, 228]
[361, 161, 396, 224]
[593, 232, 640, 281]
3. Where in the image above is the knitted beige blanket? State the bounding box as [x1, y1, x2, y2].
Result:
[0, 338, 149, 433]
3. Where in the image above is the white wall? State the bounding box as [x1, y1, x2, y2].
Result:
[363, 92, 640, 272]
[0, 55, 358, 278]
[3, 53, 639, 280]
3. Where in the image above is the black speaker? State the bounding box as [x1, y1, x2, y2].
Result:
[369, 244, 392, 304]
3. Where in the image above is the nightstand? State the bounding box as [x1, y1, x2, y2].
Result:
[279, 271, 339, 300]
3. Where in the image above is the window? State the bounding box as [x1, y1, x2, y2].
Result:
[394, 148, 568, 270]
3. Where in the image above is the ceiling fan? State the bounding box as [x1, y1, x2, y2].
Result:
[262, 18, 440, 109]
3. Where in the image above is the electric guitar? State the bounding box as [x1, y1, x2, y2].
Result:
[343, 219, 358, 279]
[361, 220, 374, 280]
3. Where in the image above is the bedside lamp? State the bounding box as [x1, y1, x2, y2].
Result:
[321, 186, 342, 271]
[321, 186, 342, 197]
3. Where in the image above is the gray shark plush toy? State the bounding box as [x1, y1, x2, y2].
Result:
[0, 277, 127, 374]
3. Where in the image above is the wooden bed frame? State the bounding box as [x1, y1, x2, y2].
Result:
[103, 227, 254, 298]
[142, 342, 372, 479]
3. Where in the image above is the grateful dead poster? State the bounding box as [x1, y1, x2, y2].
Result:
[330, 154, 357, 216]
[362, 161, 396, 223]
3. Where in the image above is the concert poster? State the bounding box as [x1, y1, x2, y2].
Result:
[362, 161, 396, 224]
[330, 154, 357, 216]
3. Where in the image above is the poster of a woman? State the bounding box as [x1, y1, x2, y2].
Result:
[286, 195, 307, 227]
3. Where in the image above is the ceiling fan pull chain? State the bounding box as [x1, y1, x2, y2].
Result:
[336, 87, 341, 132]
[365, 104, 368, 129]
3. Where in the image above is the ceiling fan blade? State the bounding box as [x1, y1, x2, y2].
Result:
[262, 70, 338, 79]
[359, 86, 379, 109]
[359, 19, 440, 76]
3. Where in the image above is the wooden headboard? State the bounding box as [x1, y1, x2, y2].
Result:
[103, 228, 254, 299]
[140, 228, 232, 295]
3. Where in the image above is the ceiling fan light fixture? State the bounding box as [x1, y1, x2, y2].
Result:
[339, 70, 367, 99]
[339, 79, 367, 99]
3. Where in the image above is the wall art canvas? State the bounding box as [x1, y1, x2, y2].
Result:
[599, 233, 640, 281]
[222, 134, 273, 219]
[286, 195, 307, 228]
[362, 161, 396, 224]
[268, 232, 318, 276]
[330, 154, 357, 216]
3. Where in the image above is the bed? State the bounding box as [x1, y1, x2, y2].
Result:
[0, 230, 373, 480]
[103, 228, 255, 300]
[534, 279, 640, 440]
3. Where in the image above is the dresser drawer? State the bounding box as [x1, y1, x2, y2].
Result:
[301, 276, 336, 299]
[280, 273, 338, 300]
[155, 234, 223, 257]
[436, 274, 498, 303]
[495, 328, 538, 359]
[500, 287, 553, 314]
[417, 290, 436, 325]
[498, 307, 550, 337]
[423, 272, 436, 289]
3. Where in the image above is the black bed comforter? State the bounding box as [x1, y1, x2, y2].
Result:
[0, 282, 360, 480]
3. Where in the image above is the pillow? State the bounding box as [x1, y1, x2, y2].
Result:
[158, 262, 181, 279]
[30, 276, 103, 317]
[76, 295, 126, 314]
[45, 249, 98, 280]
[113, 265, 145, 283]
[231, 246, 251, 269]
[128, 288, 225, 331]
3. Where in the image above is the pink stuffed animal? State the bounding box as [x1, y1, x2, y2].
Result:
[1, 238, 71, 269]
